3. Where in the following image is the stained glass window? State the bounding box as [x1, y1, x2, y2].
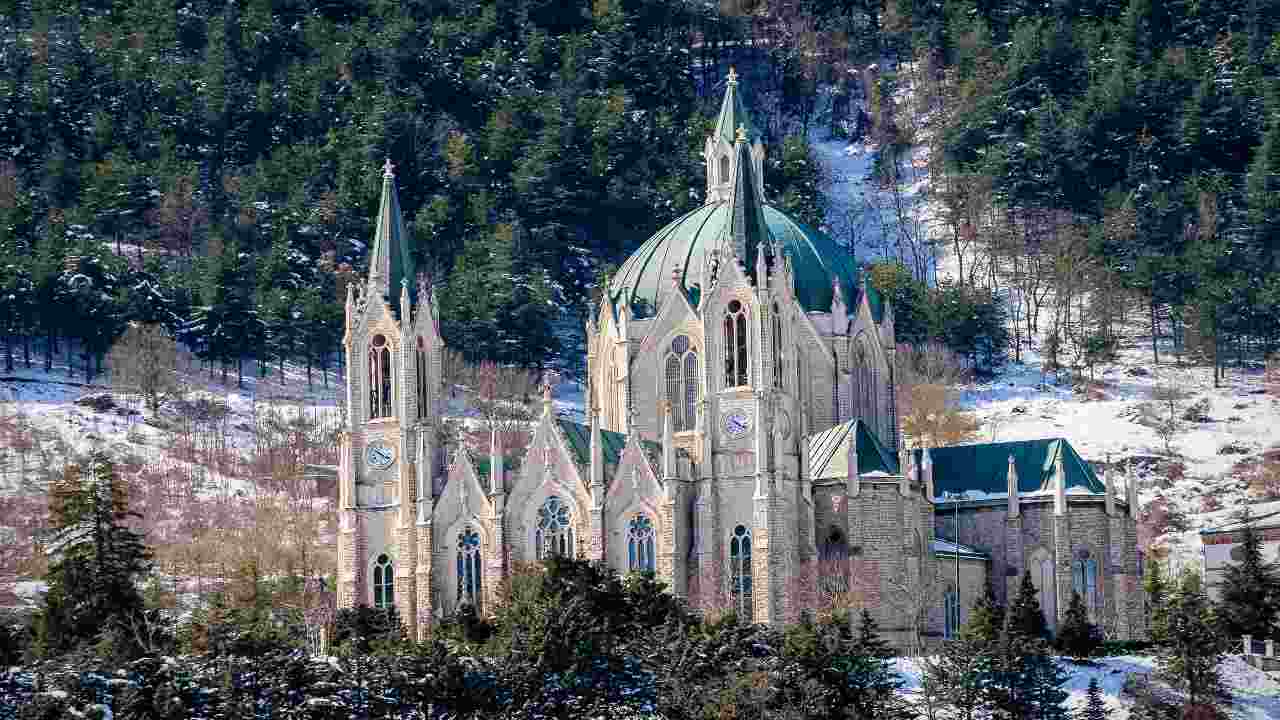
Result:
[457, 527, 482, 611]
[729, 524, 753, 621]
[627, 514, 656, 572]
[665, 335, 698, 432]
[724, 301, 749, 388]
[536, 496, 575, 560]
[373, 554, 394, 609]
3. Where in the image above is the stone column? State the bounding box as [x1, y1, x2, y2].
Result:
[396, 522, 417, 639]
[415, 519, 433, 640]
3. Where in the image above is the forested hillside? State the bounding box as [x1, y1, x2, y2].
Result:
[0, 0, 874, 383]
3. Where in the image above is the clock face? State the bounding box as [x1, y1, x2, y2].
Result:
[366, 441, 394, 469]
[723, 410, 752, 439]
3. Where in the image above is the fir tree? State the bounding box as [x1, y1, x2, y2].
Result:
[1056, 591, 1102, 659]
[924, 633, 992, 720]
[846, 609, 908, 720]
[1144, 556, 1170, 643]
[35, 451, 152, 658]
[1158, 570, 1228, 710]
[1216, 508, 1280, 640]
[963, 581, 1006, 648]
[1008, 570, 1051, 642]
[1079, 677, 1110, 720]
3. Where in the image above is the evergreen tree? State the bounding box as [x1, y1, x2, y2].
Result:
[1144, 556, 1170, 643]
[1217, 509, 1280, 641]
[924, 633, 992, 720]
[963, 581, 1007, 648]
[1079, 677, 1110, 720]
[1008, 570, 1051, 642]
[1056, 591, 1102, 658]
[1158, 570, 1228, 710]
[35, 450, 152, 658]
[846, 609, 909, 720]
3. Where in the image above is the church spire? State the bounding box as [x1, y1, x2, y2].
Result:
[367, 158, 416, 310]
[725, 124, 772, 277]
[714, 67, 757, 147]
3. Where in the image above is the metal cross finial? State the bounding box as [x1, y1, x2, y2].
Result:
[736, 124, 747, 143]
[382, 157, 395, 179]
[727, 67, 738, 85]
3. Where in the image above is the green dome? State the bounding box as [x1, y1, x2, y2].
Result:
[608, 202, 867, 319]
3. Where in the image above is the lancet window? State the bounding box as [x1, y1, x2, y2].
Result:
[665, 335, 698, 431]
[368, 334, 393, 419]
[457, 526, 482, 611]
[729, 524, 753, 620]
[627, 514, 656, 573]
[771, 303, 783, 389]
[416, 337, 429, 420]
[1072, 555, 1099, 618]
[724, 300, 749, 388]
[373, 553, 394, 609]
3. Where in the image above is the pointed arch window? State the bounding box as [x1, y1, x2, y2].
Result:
[818, 526, 849, 600]
[1036, 552, 1057, 631]
[369, 335, 393, 419]
[729, 524, 753, 621]
[457, 526, 482, 611]
[373, 553, 394, 609]
[719, 154, 730, 183]
[1073, 554, 1099, 619]
[627, 514, 656, 572]
[724, 300, 749, 388]
[771, 302, 783, 389]
[416, 337, 429, 420]
[535, 496, 575, 560]
[665, 335, 698, 431]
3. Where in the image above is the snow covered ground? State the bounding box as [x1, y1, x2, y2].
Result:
[894, 654, 1280, 719]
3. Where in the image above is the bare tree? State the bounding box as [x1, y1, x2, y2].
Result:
[443, 348, 540, 461]
[883, 560, 941, 657]
[1147, 380, 1188, 456]
[107, 322, 183, 412]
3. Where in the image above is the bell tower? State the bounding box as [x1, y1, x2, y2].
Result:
[337, 159, 442, 639]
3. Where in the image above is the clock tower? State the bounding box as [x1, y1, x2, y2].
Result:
[336, 159, 443, 637]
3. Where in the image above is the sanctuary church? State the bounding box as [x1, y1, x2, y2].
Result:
[331, 70, 1146, 646]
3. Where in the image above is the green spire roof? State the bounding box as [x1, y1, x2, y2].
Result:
[724, 134, 771, 273]
[368, 158, 416, 308]
[713, 68, 758, 146]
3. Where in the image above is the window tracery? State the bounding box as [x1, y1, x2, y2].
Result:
[368, 334, 392, 419]
[373, 553, 394, 609]
[771, 303, 783, 389]
[729, 524, 753, 620]
[665, 335, 698, 431]
[627, 514, 656, 573]
[535, 496, 575, 560]
[416, 337, 429, 420]
[724, 300, 749, 388]
[457, 526, 482, 611]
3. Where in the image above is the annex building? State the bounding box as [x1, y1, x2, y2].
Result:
[328, 70, 1146, 646]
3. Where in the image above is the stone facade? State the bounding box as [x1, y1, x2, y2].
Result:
[332, 73, 1145, 646]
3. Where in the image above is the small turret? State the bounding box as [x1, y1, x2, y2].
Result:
[490, 426, 503, 496]
[830, 276, 847, 325]
[1104, 453, 1116, 517]
[1053, 445, 1067, 516]
[1007, 453, 1020, 518]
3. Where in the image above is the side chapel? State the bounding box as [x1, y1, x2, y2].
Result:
[331, 70, 1146, 646]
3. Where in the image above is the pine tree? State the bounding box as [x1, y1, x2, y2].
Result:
[1218, 508, 1280, 640]
[1056, 591, 1102, 659]
[36, 451, 152, 658]
[963, 581, 1006, 648]
[1008, 570, 1051, 642]
[925, 633, 992, 720]
[1158, 570, 1228, 710]
[1144, 556, 1170, 643]
[1079, 678, 1110, 720]
[846, 610, 908, 720]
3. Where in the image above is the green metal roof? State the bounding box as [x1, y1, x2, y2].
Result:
[725, 139, 771, 276]
[806, 419, 900, 480]
[474, 455, 523, 487]
[713, 73, 758, 147]
[555, 418, 628, 483]
[608, 203, 863, 318]
[368, 165, 417, 310]
[914, 438, 1104, 499]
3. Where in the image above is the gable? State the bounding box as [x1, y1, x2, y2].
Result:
[555, 418, 628, 485]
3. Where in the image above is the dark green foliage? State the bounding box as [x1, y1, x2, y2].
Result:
[1008, 570, 1051, 642]
[331, 604, 408, 656]
[1144, 556, 1170, 644]
[1216, 509, 1280, 641]
[1056, 591, 1102, 659]
[1157, 571, 1229, 709]
[35, 452, 152, 660]
[1080, 677, 1110, 720]
[963, 581, 1006, 648]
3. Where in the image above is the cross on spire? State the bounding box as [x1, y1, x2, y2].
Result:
[382, 157, 396, 179]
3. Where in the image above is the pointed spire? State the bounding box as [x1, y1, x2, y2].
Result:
[725, 127, 772, 278]
[714, 68, 756, 147]
[490, 426, 503, 496]
[1104, 453, 1116, 517]
[1053, 443, 1067, 516]
[1007, 453, 1020, 518]
[367, 157, 416, 310]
